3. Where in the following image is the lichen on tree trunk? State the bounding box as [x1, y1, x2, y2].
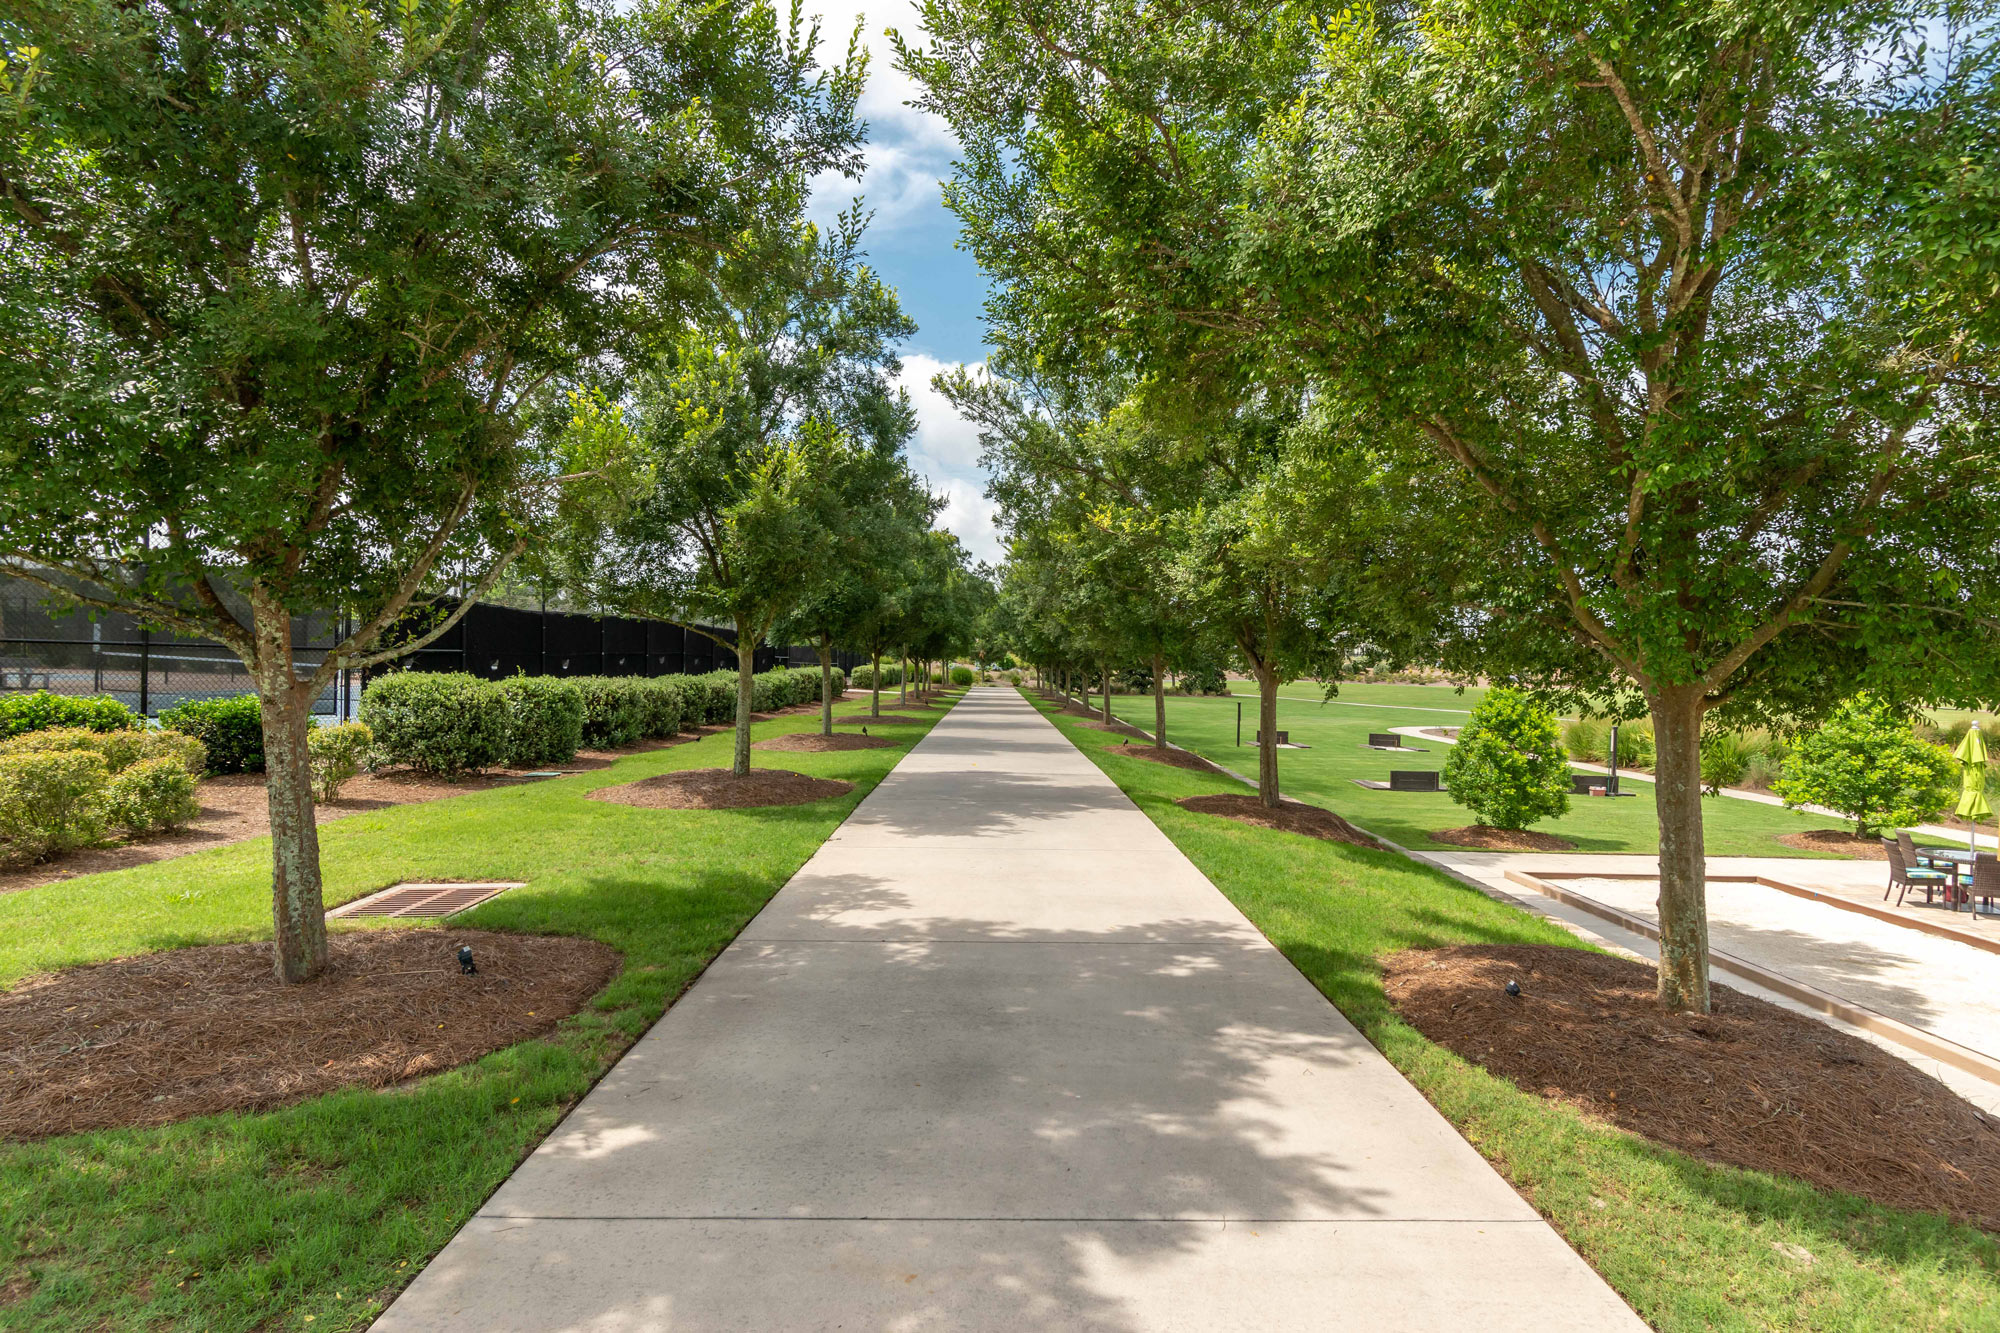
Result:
[732, 645, 755, 777]
[1650, 687, 1711, 1013]
[1255, 662, 1281, 808]
[251, 593, 328, 984]
[1151, 653, 1167, 748]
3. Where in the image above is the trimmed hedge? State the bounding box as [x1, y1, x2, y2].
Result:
[359, 672, 507, 777]
[850, 664, 902, 689]
[950, 666, 976, 686]
[0, 749, 110, 862]
[106, 756, 201, 833]
[571, 676, 650, 749]
[159, 695, 265, 774]
[0, 691, 138, 738]
[499, 676, 585, 765]
[0, 726, 206, 777]
[307, 722, 373, 801]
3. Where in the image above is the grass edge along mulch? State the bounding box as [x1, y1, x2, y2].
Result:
[0, 703, 946, 1333]
[1382, 943, 2000, 1231]
[1024, 689, 2000, 1332]
[1, 930, 620, 1141]
[1428, 824, 1579, 852]
[585, 768, 853, 809]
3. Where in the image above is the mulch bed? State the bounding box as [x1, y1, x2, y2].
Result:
[834, 713, 932, 726]
[1383, 944, 2000, 1231]
[1778, 829, 1887, 859]
[587, 768, 853, 810]
[1110, 740, 1226, 775]
[1176, 793, 1378, 849]
[1429, 825, 1578, 853]
[0, 929, 619, 1140]
[753, 732, 897, 753]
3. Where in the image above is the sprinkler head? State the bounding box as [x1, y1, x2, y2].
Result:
[458, 945, 477, 976]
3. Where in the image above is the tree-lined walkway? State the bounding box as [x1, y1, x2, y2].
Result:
[376, 687, 1638, 1330]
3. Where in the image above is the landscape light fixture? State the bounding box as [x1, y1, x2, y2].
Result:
[457, 945, 477, 976]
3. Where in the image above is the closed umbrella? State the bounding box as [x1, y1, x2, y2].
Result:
[1953, 724, 1991, 861]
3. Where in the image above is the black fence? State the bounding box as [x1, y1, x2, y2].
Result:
[1, 576, 859, 719]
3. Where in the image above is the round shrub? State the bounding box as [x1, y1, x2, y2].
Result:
[307, 721, 374, 801]
[499, 676, 586, 764]
[359, 672, 507, 776]
[158, 695, 266, 773]
[633, 678, 685, 740]
[1008, 671, 1022, 686]
[1442, 686, 1572, 831]
[106, 755, 200, 833]
[950, 666, 976, 687]
[570, 676, 648, 749]
[696, 670, 737, 723]
[0, 691, 137, 738]
[0, 726, 206, 777]
[0, 748, 109, 863]
[1774, 692, 1956, 837]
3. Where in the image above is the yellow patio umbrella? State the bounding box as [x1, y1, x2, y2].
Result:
[1953, 723, 1991, 856]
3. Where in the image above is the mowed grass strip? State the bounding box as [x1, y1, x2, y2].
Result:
[1027, 691, 2000, 1333]
[0, 699, 953, 1333]
[1091, 686, 1859, 856]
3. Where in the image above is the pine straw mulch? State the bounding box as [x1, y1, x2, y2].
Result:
[1428, 825, 1578, 853]
[1175, 793, 1379, 850]
[1107, 739, 1228, 775]
[1383, 943, 2000, 1231]
[1777, 829, 1888, 859]
[587, 768, 853, 810]
[0, 929, 619, 1140]
[753, 732, 897, 753]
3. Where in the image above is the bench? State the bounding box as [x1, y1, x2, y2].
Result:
[1388, 770, 1441, 792]
[1256, 730, 1290, 746]
[1368, 732, 1402, 748]
[1571, 774, 1609, 795]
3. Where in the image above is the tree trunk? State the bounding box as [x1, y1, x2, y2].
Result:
[1650, 687, 1711, 1013]
[870, 648, 882, 718]
[898, 653, 907, 706]
[1100, 658, 1111, 723]
[818, 633, 835, 737]
[733, 643, 755, 777]
[251, 594, 328, 983]
[1152, 653, 1167, 749]
[1254, 660, 1280, 809]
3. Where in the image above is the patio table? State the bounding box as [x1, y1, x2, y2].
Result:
[1917, 848, 1981, 912]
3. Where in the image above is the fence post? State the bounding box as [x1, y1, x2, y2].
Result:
[138, 627, 150, 717]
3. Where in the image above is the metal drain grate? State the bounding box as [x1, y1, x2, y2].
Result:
[330, 881, 525, 919]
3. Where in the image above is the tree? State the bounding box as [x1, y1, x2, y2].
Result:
[902, 0, 2000, 1011]
[0, 0, 861, 981]
[1443, 688, 1572, 832]
[1774, 694, 1956, 839]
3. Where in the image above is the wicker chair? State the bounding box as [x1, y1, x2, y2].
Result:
[1884, 836, 1950, 907]
[1971, 852, 1998, 919]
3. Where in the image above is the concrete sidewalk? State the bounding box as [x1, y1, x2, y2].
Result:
[376, 687, 1639, 1332]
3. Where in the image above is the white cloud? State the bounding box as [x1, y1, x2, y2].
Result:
[897, 353, 985, 469]
[804, 0, 958, 234]
[925, 473, 1005, 567]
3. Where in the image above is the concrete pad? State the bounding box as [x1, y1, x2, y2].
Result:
[375, 1217, 1635, 1333]
[479, 939, 1534, 1223]
[377, 688, 1640, 1331]
[739, 845, 1260, 942]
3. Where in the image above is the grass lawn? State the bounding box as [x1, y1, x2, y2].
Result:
[0, 696, 957, 1332]
[1026, 690, 2000, 1331]
[1090, 687, 1857, 856]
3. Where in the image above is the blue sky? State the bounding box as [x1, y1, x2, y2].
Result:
[803, 0, 1004, 565]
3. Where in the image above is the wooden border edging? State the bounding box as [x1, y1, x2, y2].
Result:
[1504, 869, 2000, 1087]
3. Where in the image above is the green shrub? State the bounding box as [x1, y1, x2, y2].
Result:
[307, 721, 374, 801]
[498, 676, 586, 764]
[1743, 750, 1785, 791]
[1774, 692, 1956, 837]
[1561, 719, 1604, 763]
[950, 666, 976, 686]
[1442, 686, 1572, 831]
[359, 672, 507, 776]
[695, 670, 738, 723]
[1699, 731, 1751, 795]
[1008, 671, 1022, 686]
[0, 748, 109, 861]
[632, 677, 685, 740]
[570, 676, 649, 749]
[0, 691, 137, 738]
[851, 663, 902, 690]
[158, 695, 266, 773]
[106, 755, 200, 832]
[0, 726, 205, 777]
